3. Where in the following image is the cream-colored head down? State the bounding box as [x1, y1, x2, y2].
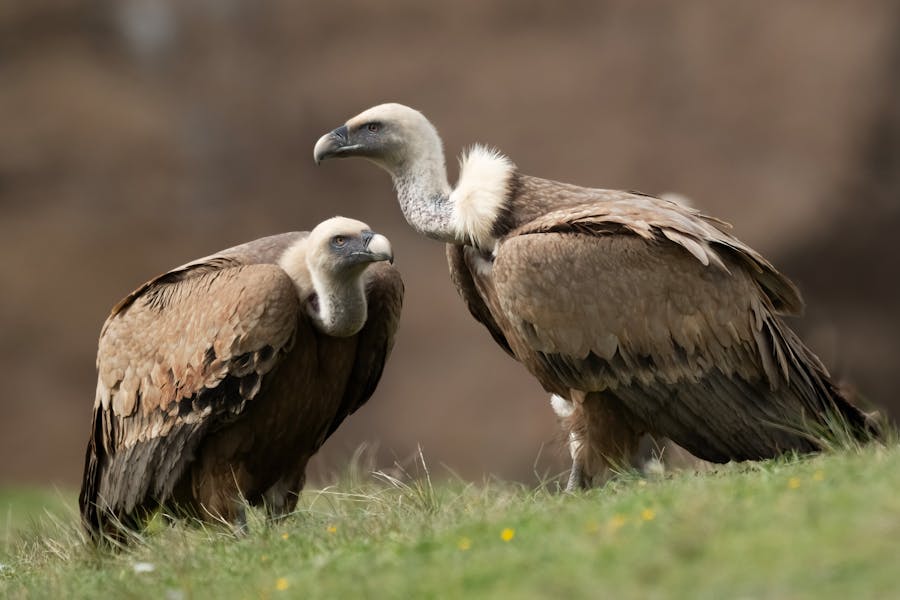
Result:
[279, 216, 393, 337]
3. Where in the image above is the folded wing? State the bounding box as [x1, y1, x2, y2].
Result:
[80, 258, 302, 531]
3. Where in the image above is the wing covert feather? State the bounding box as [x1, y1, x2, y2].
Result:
[508, 186, 804, 316]
[492, 232, 764, 390]
[97, 263, 298, 421]
[486, 228, 869, 459]
[83, 262, 302, 522]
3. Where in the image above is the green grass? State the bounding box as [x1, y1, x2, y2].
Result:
[0, 488, 71, 548]
[2, 444, 899, 599]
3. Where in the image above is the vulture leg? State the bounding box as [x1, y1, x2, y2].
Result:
[189, 460, 255, 529]
[553, 391, 645, 489]
[577, 391, 646, 486]
[551, 394, 589, 492]
[263, 470, 306, 520]
[565, 455, 588, 493]
[553, 391, 644, 489]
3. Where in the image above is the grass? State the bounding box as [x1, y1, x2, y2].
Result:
[0, 488, 71, 547]
[2, 444, 899, 599]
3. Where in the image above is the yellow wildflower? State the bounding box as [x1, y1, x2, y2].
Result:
[788, 477, 801, 490]
[813, 471, 825, 481]
[281, 533, 289, 540]
[500, 528, 515, 542]
[608, 514, 627, 531]
[275, 578, 289, 591]
[641, 508, 656, 521]
[458, 536, 472, 551]
[326, 524, 337, 534]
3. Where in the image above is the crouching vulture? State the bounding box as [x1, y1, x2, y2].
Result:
[314, 103, 875, 489]
[80, 217, 402, 540]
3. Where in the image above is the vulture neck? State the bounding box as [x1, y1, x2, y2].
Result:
[308, 270, 369, 338]
[390, 144, 516, 251]
[392, 154, 456, 243]
[280, 240, 369, 338]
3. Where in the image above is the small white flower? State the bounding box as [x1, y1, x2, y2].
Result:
[132, 561, 156, 574]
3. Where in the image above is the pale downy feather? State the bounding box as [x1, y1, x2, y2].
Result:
[450, 145, 515, 249]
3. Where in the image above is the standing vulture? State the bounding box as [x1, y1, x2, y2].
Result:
[314, 103, 875, 489]
[79, 217, 402, 540]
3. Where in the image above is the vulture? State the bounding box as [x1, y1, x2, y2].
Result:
[79, 217, 402, 540]
[314, 103, 876, 489]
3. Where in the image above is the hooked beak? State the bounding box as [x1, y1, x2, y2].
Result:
[314, 125, 362, 164]
[354, 231, 393, 264]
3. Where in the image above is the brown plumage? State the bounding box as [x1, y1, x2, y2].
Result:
[314, 103, 875, 489]
[79, 217, 403, 540]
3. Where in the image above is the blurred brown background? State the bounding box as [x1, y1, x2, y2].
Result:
[1, 0, 898, 489]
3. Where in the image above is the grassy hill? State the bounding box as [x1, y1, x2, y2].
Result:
[2, 444, 899, 599]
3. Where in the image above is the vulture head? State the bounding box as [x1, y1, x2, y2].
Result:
[314, 104, 518, 246]
[313, 103, 444, 177]
[306, 216, 394, 273]
[281, 216, 393, 338]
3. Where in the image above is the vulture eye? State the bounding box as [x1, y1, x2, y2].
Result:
[331, 235, 347, 248]
[366, 122, 381, 133]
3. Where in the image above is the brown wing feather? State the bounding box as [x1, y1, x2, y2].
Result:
[446, 243, 514, 356]
[508, 185, 804, 316]
[488, 226, 868, 462]
[80, 260, 300, 536]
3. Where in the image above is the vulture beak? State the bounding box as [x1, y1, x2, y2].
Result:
[314, 125, 361, 164]
[355, 231, 394, 264]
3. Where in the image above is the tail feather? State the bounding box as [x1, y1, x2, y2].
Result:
[78, 406, 155, 545]
[774, 320, 877, 445]
[608, 318, 878, 464]
[78, 406, 105, 542]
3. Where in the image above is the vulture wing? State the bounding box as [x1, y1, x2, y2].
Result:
[507, 186, 805, 316]
[487, 196, 867, 461]
[322, 262, 404, 439]
[80, 250, 303, 533]
[447, 244, 514, 356]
